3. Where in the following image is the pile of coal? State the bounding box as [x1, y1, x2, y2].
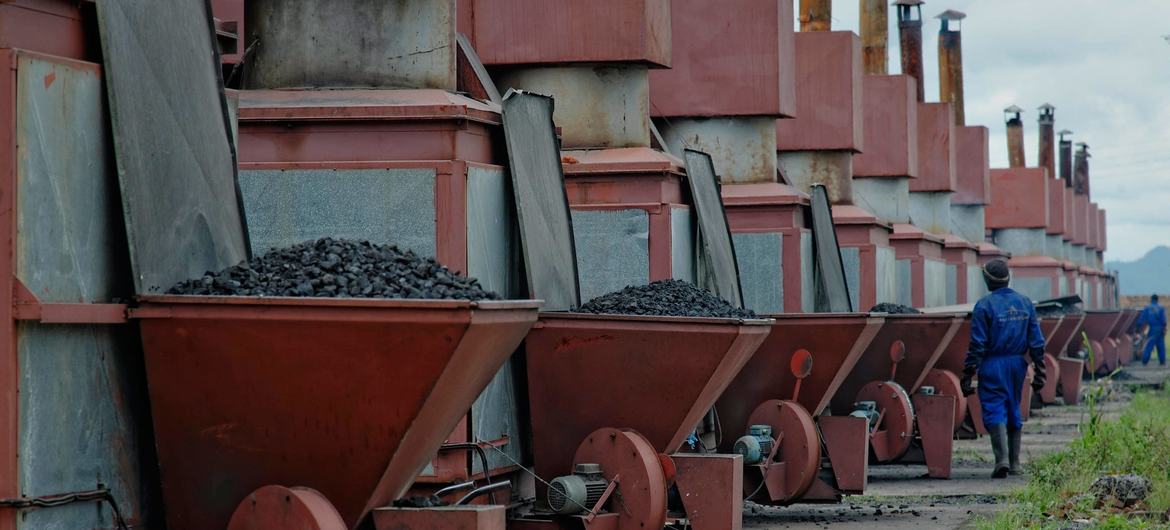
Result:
[869, 303, 921, 315]
[168, 238, 500, 301]
[1036, 304, 1084, 317]
[575, 279, 757, 319]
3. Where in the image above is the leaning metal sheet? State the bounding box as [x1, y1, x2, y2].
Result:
[97, 0, 248, 294]
[501, 90, 580, 311]
[809, 185, 852, 312]
[682, 149, 744, 307]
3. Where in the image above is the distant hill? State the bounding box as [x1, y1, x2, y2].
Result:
[1107, 246, 1170, 296]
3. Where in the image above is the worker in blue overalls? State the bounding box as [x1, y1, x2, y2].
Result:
[960, 259, 1047, 478]
[1139, 294, 1166, 366]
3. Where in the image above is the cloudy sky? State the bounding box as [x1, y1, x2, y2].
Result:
[819, 0, 1170, 263]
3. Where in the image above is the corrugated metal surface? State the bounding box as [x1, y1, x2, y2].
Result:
[14, 54, 156, 528]
[841, 247, 862, 313]
[238, 168, 437, 256]
[97, 0, 247, 294]
[670, 207, 695, 283]
[876, 246, 897, 304]
[924, 258, 947, 307]
[571, 209, 649, 302]
[732, 232, 782, 314]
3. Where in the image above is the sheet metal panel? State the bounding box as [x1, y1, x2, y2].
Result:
[967, 265, 986, 301]
[466, 166, 519, 298]
[97, 0, 248, 294]
[671, 207, 695, 283]
[896, 259, 913, 307]
[470, 357, 525, 473]
[1015, 277, 1053, 303]
[502, 91, 580, 310]
[924, 258, 948, 308]
[238, 169, 437, 256]
[801, 231, 815, 313]
[732, 232, 783, 314]
[946, 264, 959, 306]
[876, 246, 897, 305]
[571, 210, 649, 302]
[841, 246, 862, 313]
[683, 150, 744, 307]
[809, 185, 852, 312]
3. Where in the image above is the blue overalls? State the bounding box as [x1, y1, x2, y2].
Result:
[1140, 302, 1166, 365]
[965, 287, 1045, 431]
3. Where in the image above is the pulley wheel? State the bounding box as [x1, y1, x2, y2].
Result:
[857, 381, 914, 463]
[921, 369, 965, 431]
[573, 428, 667, 530]
[742, 399, 820, 504]
[227, 485, 346, 530]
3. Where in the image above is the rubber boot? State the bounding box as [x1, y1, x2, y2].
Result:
[1008, 428, 1023, 475]
[989, 424, 1010, 478]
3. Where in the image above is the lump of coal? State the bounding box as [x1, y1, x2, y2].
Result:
[1089, 474, 1151, 508]
[869, 303, 922, 315]
[574, 279, 758, 319]
[168, 238, 500, 301]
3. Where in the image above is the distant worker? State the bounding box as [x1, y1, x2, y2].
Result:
[1139, 294, 1166, 366]
[960, 259, 1046, 478]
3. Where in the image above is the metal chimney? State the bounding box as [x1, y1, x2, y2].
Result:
[800, 0, 831, 31]
[1037, 104, 1056, 178]
[1074, 143, 1091, 196]
[1004, 105, 1025, 168]
[860, 0, 888, 74]
[895, 0, 925, 102]
[1059, 129, 1074, 186]
[936, 9, 966, 125]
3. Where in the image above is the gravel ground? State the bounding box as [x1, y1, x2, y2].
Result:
[574, 279, 757, 319]
[168, 238, 500, 300]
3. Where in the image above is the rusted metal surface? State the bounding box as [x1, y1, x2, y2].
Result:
[1005, 106, 1026, 168]
[372, 505, 505, 530]
[1073, 143, 1090, 196]
[649, 0, 795, 118]
[718, 315, 885, 425]
[853, 75, 919, 178]
[1098, 209, 1108, 251]
[1059, 130, 1074, 183]
[227, 486, 346, 530]
[953, 126, 990, 205]
[799, 0, 831, 32]
[674, 454, 743, 530]
[778, 151, 855, 204]
[986, 168, 1050, 229]
[1088, 203, 1101, 250]
[525, 313, 770, 493]
[97, 0, 247, 294]
[913, 393, 956, 478]
[775, 31, 864, 152]
[1071, 194, 1090, 245]
[0, 0, 90, 61]
[1038, 104, 1056, 179]
[1047, 175, 1068, 236]
[1058, 357, 1084, 405]
[895, 0, 925, 102]
[912, 102, 957, 192]
[468, 0, 670, 67]
[133, 296, 539, 530]
[936, 10, 966, 125]
[860, 0, 888, 75]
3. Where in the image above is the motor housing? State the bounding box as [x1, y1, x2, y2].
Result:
[733, 424, 775, 465]
[548, 463, 608, 515]
[850, 400, 881, 430]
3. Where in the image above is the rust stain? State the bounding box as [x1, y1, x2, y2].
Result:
[561, 155, 579, 164]
[201, 422, 262, 453]
[554, 334, 615, 353]
[43, 71, 56, 89]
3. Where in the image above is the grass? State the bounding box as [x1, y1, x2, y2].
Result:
[977, 386, 1170, 529]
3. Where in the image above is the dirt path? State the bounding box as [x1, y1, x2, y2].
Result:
[743, 364, 1170, 529]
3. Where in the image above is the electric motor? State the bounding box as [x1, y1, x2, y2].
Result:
[733, 424, 775, 465]
[918, 385, 936, 395]
[850, 400, 881, 430]
[548, 463, 608, 515]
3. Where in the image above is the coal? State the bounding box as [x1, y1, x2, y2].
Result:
[1089, 474, 1150, 508]
[168, 238, 500, 301]
[574, 280, 758, 319]
[869, 303, 922, 315]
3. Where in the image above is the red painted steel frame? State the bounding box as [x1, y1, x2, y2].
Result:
[1081, 311, 1122, 374]
[132, 296, 540, 530]
[524, 312, 770, 492]
[853, 74, 918, 178]
[775, 31, 863, 152]
[833, 205, 894, 311]
[889, 224, 945, 309]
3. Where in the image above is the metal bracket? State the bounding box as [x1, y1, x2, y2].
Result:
[12, 279, 128, 324]
[583, 473, 620, 525]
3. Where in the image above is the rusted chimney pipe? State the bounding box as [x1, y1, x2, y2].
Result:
[1005, 105, 1025, 168]
[1074, 143, 1091, 197]
[860, 0, 888, 74]
[800, 0, 832, 32]
[895, 0, 925, 102]
[936, 10, 966, 125]
[1038, 104, 1056, 178]
[1059, 129, 1074, 186]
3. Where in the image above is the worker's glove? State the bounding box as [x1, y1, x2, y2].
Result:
[1031, 361, 1047, 392]
[960, 366, 977, 397]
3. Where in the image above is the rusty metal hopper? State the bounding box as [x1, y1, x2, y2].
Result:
[524, 313, 771, 482]
[133, 296, 540, 530]
[715, 314, 885, 439]
[1040, 317, 1062, 343]
[1082, 310, 1122, 372]
[1051, 313, 1085, 357]
[830, 315, 964, 415]
[1111, 310, 1140, 366]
